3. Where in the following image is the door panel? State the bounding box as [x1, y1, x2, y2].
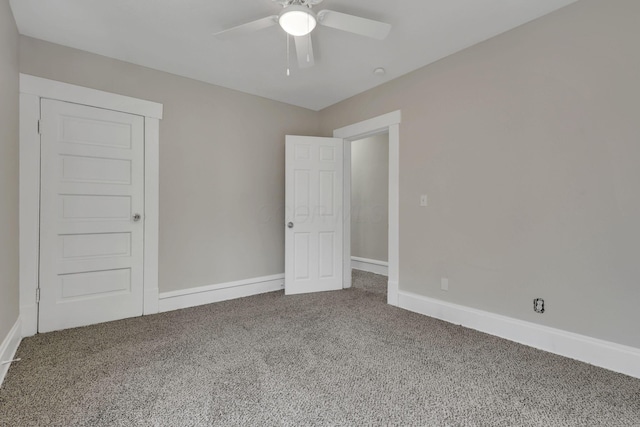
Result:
[59, 268, 131, 300]
[319, 232, 335, 278]
[59, 233, 132, 259]
[294, 233, 311, 280]
[285, 136, 343, 295]
[60, 155, 132, 184]
[59, 115, 134, 148]
[61, 195, 132, 220]
[39, 99, 144, 332]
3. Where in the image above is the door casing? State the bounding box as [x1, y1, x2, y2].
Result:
[19, 74, 163, 336]
[333, 111, 401, 306]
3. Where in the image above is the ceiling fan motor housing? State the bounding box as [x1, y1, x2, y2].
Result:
[279, 5, 318, 36]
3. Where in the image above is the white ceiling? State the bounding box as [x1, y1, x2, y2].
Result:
[10, 0, 577, 111]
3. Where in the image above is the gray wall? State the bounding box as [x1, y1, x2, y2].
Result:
[320, 0, 640, 348]
[351, 133, 388, 262]
[0, 0, 19, 342]
[19, 36, 321, 293]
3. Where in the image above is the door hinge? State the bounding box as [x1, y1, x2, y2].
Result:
[36, 288, 40, 304]
[37, 120, 41, 135]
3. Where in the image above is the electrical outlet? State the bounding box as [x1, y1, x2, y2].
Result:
[533, 298, 545, 313]
[441, 277, 448, 291]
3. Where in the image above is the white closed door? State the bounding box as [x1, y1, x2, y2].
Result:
[39, 99, 145, 333]
[285, 136, 343, 295]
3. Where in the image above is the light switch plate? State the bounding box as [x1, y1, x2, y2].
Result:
[420, 195, 428, 207]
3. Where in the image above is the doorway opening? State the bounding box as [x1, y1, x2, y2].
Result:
[334, 111, 401, 306]
[350, 132, 389, 295]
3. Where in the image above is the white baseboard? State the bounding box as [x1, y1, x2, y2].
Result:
[159, 274, 285, 313]
[351, 257, 389, 276]
[398, 291, 640, 379]
[0, 317, 23, 387]
[387, 281, 399, 306]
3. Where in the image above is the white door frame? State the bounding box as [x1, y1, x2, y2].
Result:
[334, 110, 401, 306]
[19, 74, 163, 336]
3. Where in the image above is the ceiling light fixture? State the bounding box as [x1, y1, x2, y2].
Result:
[279, 5, 317, 37]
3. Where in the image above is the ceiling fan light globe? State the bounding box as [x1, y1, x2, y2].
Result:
[279, 6, 317, 36]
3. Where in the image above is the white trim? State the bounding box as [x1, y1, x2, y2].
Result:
[334, 110, 401, 139]
[159, 274, 285, 313]
[398, 291, 640, 379]
[19, 76, 162, 335]
[20, 74, 163, 119]
[334, 111, 401, 306]
[0, 318, 22, 387]
[351, 257, 389, 276]
[342, 140, 352, 289]
[388, 281, 399, 306]
[143, 118, 160, 315]
[19, 93, 40, 337]
[387, 123, 400, 307]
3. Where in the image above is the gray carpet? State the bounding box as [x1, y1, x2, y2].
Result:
[1, 270, 639, 426]
[351, 269, 388, 296]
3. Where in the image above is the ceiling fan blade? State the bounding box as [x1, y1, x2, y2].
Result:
[294, 36, 315, 68]
[214, 15, 278, 41]
[317, 10, 391, 40]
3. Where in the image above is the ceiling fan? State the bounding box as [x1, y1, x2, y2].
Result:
[213, 0, 391, 70]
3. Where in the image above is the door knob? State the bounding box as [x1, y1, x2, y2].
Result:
[287, 222, 294, 229]
[133, 213, 142, 222]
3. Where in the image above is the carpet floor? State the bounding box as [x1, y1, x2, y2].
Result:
[1, 270, 639, 426]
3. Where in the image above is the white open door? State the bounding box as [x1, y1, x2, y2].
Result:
[38, 99, 145, 332]
[285, 136, 343, 295]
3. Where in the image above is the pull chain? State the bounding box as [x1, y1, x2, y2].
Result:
[286, 34, 291, 76]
